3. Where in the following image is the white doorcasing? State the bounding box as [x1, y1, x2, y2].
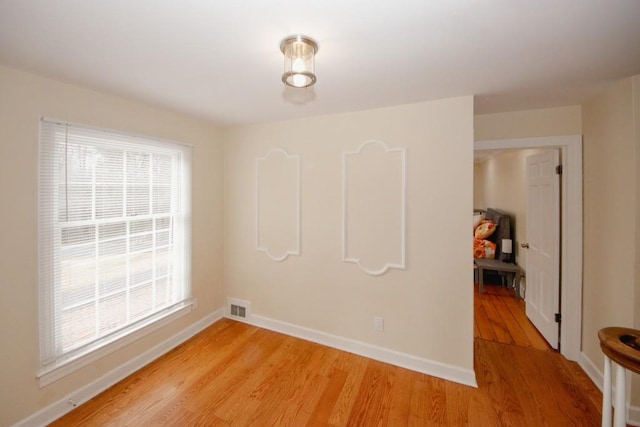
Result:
[525, 149, 560, 349]
[475, 135, 582, 362]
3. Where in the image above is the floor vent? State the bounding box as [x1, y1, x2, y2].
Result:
[230, 304, 247, 318]
[228, 298, 251, 320]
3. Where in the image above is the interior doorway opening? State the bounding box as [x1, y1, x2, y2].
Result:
[474, 136, 583, 361]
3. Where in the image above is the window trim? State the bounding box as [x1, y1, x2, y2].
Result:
[37, 300, 194, 387]
[37, 118, 193, 386]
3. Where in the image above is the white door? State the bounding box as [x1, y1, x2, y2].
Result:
[524, 150, 560, 349]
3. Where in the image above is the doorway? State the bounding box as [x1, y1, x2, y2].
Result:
[474, 136, 582, 361]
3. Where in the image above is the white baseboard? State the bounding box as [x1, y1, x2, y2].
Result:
[579, 351, 604, 393]
[15, 309, 224, 427]
[579, 351, 640, 426]
[630, 406, 640, 427]
[227, 312, 477, 388]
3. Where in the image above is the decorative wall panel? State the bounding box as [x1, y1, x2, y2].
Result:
[343, 140, 406, 275]
[255, 148, 300, 261]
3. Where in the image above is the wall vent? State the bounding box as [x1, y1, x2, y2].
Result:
[227, 297, 251, 320]
[230, 304, 246, 318]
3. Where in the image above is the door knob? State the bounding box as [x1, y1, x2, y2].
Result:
[521, 243, 530, 249]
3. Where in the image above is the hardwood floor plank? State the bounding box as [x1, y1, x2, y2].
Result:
[51, 313, 603, 427]
[504, 347, 563, 426]
[385, 367, 413, 426]
[269, 373, 327, 426]
[475, 282, 552, 351]
[477, 339, 531, 426]
[212, 335, 306, 425]
[306, 368, 347, 426]
[423, 376, 448, 425]
[326, 351, 368, 426]
[135, 323, 264, 425]
[494, 297, 531, 348]
[444, 379, 472, 426]
[481, 295, 514, 344]
[503, 296, 552, 351]
[181, 327, 286, 415]
[466, 386, 502, 427]
[407, 373, 428, 426]
[474, 300, 498, 342]
[51, 321, 250, 427]
[242, 341, 319, 425]
[214, 396, 261, 426]
[186, 411, 231, 426]
[497, 342, 552, 426]
[259, 345, 333, 426]
[527, 347, 601, 426]
[562, 359, 604, 411]
[345, 359, 395, 426]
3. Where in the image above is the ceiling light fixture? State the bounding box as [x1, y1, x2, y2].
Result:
[280, 35, 318, 88]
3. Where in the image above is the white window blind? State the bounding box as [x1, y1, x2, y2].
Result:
[38, 119, 191, 374]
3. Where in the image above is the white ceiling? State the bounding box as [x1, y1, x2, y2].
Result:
[1, 1, 639, 126]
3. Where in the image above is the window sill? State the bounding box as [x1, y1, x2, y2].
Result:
[38, 300, 195, 387]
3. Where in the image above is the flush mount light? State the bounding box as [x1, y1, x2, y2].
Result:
[280, 35, 318, 88]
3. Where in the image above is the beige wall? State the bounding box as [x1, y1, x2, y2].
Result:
[0, 66, 224, 426]
[223, 97, 475, 370]
[634, 74, 640, 332]
[475, 105, 582, 140]
[582, 75, 640, 411]
[631, 75, 640, 407]
[473, 105, 582, 293]
[474, 93, 640, 413]
[582, 77, 637, 402]
[473, 163, 485, 209]
[6, 59, 640, 423]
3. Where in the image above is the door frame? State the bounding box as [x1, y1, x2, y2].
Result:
[475, 135, 582, 361]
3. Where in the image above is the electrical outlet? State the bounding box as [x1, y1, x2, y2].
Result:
[374, 316, 384, 332]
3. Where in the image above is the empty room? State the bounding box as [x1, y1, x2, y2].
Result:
[1, 1, 640, 426]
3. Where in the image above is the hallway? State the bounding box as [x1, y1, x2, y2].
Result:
[474, 282, 552, 351]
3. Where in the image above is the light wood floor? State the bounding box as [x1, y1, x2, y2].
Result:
[51, 289, 604, 426]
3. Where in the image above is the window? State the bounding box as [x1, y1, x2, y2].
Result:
[38, 119, 191, 381]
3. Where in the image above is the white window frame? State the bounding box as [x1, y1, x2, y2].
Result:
[37, 118, 193, 386]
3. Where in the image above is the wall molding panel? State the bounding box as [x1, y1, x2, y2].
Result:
[342, 140, 407, 275]
[255, 148, 301, 262]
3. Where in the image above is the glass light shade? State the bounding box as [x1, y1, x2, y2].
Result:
[280, 35, 318, 88]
